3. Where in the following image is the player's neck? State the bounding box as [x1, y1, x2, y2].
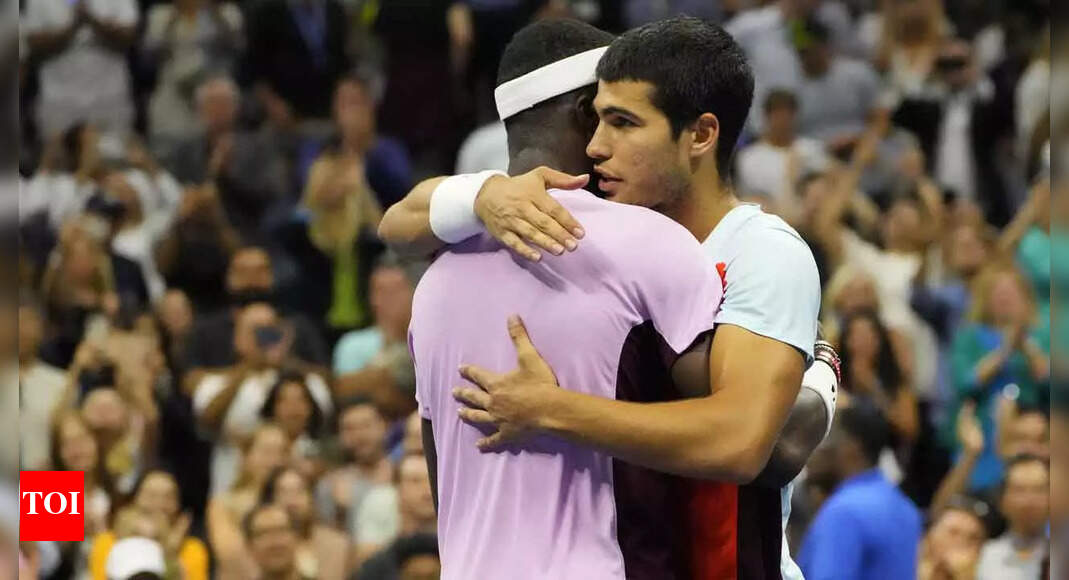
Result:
[669, 177, 741, 243]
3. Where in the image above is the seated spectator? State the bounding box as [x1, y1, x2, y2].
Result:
[162, 76, 288, 242]
[142, 0, 243, 145]
[792, 17, 881, 150]
[81, 387, 154, 495]
[356, 532, 440, 580]
[977, 455, 1049, 579]
[88, 470, 209, 580]
[261, 466, 351, 580]
[103, 536, 168, 580]
[50, 412, 114, 572]
[734, 89, 831, 213]
[259, 371, 327, 480]
[277, 150, 384, 343]
[154, 288, 194, 376]
[316, 398, 392, 529]
[207, 423, 290, 580]
[18, 299, 68, 470]
[949, 264, 1050, 492]
[353, 454, 437, 566]
[918, 496, 990, 580]
[838, 309, 919, 447]
[183, 246, 329, 383]
[21, 123, 102, 233]
[799, 406, 922, 579]
[243, 503, 307, 580]
[242, 0, 349, 123]
[192, 302, 332, 494]
[22, 0, 138, 138]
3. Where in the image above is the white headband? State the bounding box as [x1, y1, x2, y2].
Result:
[494, 46, 608, 121]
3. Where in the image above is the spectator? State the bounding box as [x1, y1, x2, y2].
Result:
[154, 289, 194, 376]
[22, 0, 138, 138]
[142, 0, 243, 145]
[182, 246, 329, 381]
[207, 423, 290, 580]
[103, 537, 167, 580]
[353, 454, 437, 566]
[455, 120, 508, 175]
[103, 170, 169, 301]
[918, 496, 989, 580]
[162, 76, 289, 243]
[259, 371, 327, 480]
[278, 151, 383, 342]
[356, 532, 440, 580]
[242, 0, 350, 123]
[798, 406, 922, 579]
[976, 455, 1049, 579]
[192, 302, 332, 494]
[949, 264, 1050, 492]
[50, 411, 114, 570]
[261, 466, 352, 580]
[869, 0, 948, 97]
[997, 403, 1050, 462]
[398, 411, 424, 459]
[999, 178, 1051, 333]
[333, 259, 417, 420]
[734, 89, 830, 212]
[20, 123, 102, 233]
[81, 387, 155, 495]
[88, 470, 209, 580]
[243, 503, 305, 580]
[18, 299, 68, 470]
[791, 16, 882, 150]
[316, 397, 392, 529]
[837, 309, 919, 444]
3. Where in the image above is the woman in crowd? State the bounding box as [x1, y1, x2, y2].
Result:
[870, 0, 948, 96]
[206, 422, 290, 580]
[260, 372, 327, 480]
[950, 263, 1050, 494]
[278, 153, 384, 344]
[88, 470, 209, 580]
[261, 466, 352, 580]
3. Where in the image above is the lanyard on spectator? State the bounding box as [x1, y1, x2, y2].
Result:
[290, 0, 327, 70]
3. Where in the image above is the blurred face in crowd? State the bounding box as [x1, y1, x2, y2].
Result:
[338, 403, 387, 465]
[370, 266, 414, 336]
[234, 303, 280, 362]
[893, 0, 938, 43]
[833, 272, 879, 318]
[102, 171, 142, 224]
[400, 554, 442, 580]
[403, 412, 424, 456]
[1005, 412, 1050, 461]
[135, 471, 181, 522]
[197, 78, 238, 135]
[334, 79, 375, 147]
[1001, 459, 1050, 537]
[843, 316, 881, 363]
[398, 455, 436, 525]
[57, 414, 99, 473]
[947, 224, 987, 278]
[157, 290, 193, 338]
[247, 506, 298, 577]
[985, 271, 1030, 327]
[82, 388, 129, 449]
[881, 199, 923, 251]
[63, 236, 102, 284]
[245, 426, 290, 485]
[586, 80, 693, 212]
[18, 305, 43, 363]
[227, 248, 274, 296]
[272, 469, 313, 531]
[936, 39, 975, 91]
[797, 40, 831, 77]
[925, 508, 986, 559]
[273, 381, 314, 440]
[764, 100, 797, 142]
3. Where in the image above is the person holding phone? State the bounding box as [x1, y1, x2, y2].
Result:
[192, 302, 333, 495]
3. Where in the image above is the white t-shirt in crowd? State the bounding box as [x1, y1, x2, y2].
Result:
[734, 138, 831, 204]
[455, 122, 509, 175]
[193, 369, 332, 494]
[19, 361, 69, 471]
[22, 0, 139, 137]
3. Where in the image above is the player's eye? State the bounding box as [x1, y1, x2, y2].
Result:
[609, 116, 635, 128]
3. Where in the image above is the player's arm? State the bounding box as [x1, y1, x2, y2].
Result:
[753, 387, 827, 488]
[377, 168, 587, 260]
[422, 418, 438, 513]
[458, 320, 800, 482]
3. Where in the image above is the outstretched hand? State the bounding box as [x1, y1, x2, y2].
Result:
[453, 316, 560, 450]
[474, 166, 588, 262]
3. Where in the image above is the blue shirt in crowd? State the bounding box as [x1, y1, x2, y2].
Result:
[798, 469, 922, 580]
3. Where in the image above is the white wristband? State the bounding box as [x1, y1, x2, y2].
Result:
[429, 170, 507, 244]
[802, 359, 838, 440]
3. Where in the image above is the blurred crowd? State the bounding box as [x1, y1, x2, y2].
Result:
[11, 0, 1053, 578]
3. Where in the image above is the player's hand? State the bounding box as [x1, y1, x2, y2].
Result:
[454, 315, 560, 449]
[474, 167, 588, 262]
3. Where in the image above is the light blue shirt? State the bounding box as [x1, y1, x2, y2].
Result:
[333, 327, 384, 375]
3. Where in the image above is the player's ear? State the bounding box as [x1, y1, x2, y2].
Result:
[689, 112, 719, 160]
[574, 92, 598, 136]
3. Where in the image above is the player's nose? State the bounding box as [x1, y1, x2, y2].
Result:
[586, 123, 610, 161]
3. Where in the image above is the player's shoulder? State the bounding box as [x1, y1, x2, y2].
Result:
[553, 189, 702, 248]
[706, 204, 813, 261]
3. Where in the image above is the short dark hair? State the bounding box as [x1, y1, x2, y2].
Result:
[835, 406, 889, 466]
[763, 89, 798, 114]
[791, 16, 831, 50]
[497, 19, 614, 133]
[597, 16, 754, 171]
[259, 370, 325, 437]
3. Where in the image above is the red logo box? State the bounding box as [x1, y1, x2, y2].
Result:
[20, 471, 85, 541]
